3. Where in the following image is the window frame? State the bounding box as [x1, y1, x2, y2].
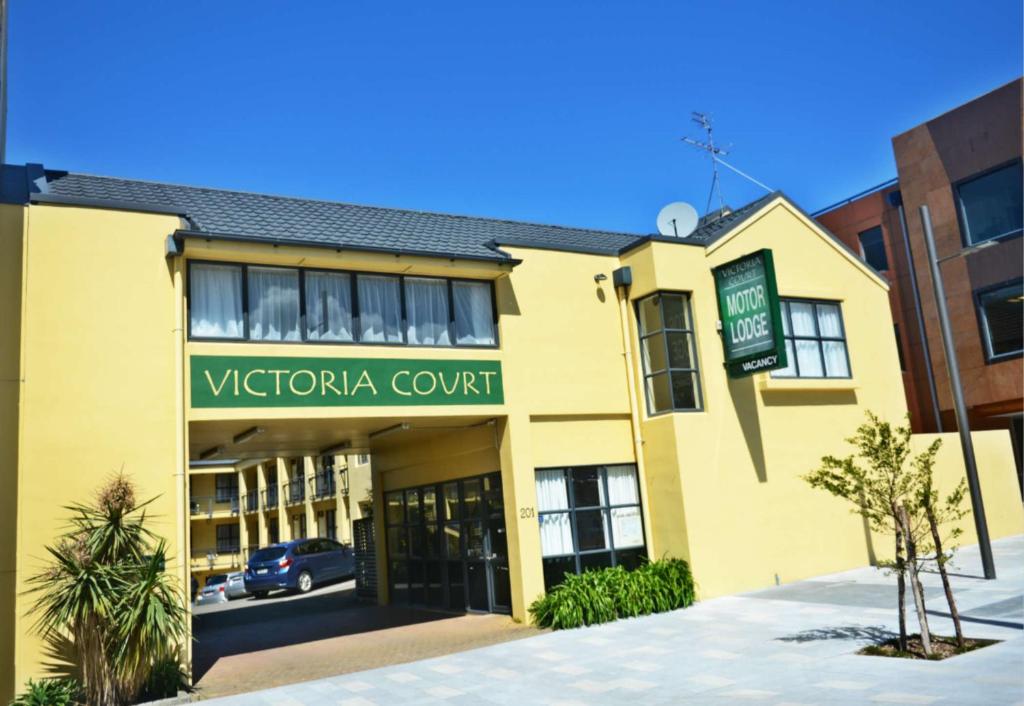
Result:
[535, 464, 647, 584]
[634, 291, 704, 416]
[974, 278, 1024, 364]
[772, 298, 852, 380]
[186, 259, 499, 349]
[856, 225, 889, 272]
[952, 159, 1024, 247]
[215, 523, 240, 553]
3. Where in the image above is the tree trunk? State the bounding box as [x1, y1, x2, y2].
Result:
[925, 502, 964, 648]
[899, 504, 932, 655]
[893, 509, 908, 651]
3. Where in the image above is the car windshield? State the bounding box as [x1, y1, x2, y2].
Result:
[250, 547, 287, 563]
[206, 574, 227, 586]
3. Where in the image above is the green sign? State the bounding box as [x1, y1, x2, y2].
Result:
[712, 249, 787, 377]
[190, 355, 504, 408]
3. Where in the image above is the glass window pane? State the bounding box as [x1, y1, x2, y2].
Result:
[405, 277, 451, 346]
[543, 556, 576, 592]
[357, 275, 402, 343]
[823, 341, 850, 377]
[641, 333, 668, 373]
[443, 523, 461, 558]
[957, 163, 1024, 244]
[408, 525, 424, 558]
[661, 294, 689, 330]
[610, 507, 644, 548]
[190, 263, 244, 339]
[465, 521, 485, 559]
[666, 331, 696, 369]
[453, 281, 495, 345]
[816, 303, 844, 338]
[796, 340, 824, 377]
[615, 547, 647, 571]
[575, 510, 609, 551]
[773, 340, 797, 378]
[305, 271, 353, 341]
[790, 302, 816, 337]
[248, 267, 301, 341]
[646, 373, 672, 414]
[980, 283, 1024, 357]
[424, 524, 440, 557]
[670, 371, 699, 409]
[535, 469, 568, 511]
[462, 479, 482, 518]
[405, 489, 421, 525]
[638, 295, 662, 336]
[442, 482, 459, 522]
[385, 492, 404, 526]
[571, 467, 605, 507]
[422, 487, 437, 523]
[857, 226, 889, 271]
[387, 527, 407, 558]
[580, 551, 613, 572]
[781, 301, 791, 336]
[605, 465, 638, 505]
[539, 513, 573, 556]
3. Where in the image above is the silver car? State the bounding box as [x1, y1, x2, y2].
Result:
[225, 571, 250, 600]
[196, 573, 229, 605]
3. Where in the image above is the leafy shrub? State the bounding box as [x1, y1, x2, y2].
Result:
[529, 558, 695, 630]
[10, 677, 82, 706]
[138, 654, 189, 701]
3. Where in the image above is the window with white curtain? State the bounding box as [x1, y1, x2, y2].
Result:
[772, 299, 851, 379]
[405, 277, 451, 346]
[535, 464, 646, 591]
[305, 271, 353, 341]
[248, 266, 301, 341]
[358, 275, 403, 343]
[189, 263, 244, 338]
[453, 281, 496, 345]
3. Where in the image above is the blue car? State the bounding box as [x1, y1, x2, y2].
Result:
[243, 538, 355, 598]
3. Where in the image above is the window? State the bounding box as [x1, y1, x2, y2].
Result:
[977, 280, 1023, 361]
[858, 226, 889, 271]
[772, 299, 851, 379]
[535, 464, 646, 592]
[405, 277, 451, 346]
[189, 263, 243, 338]
[636, 292, 702, 414]
[216, 524, 239, 553]
[305, 271, 353, 341]
[248, 266, 301, 341]
[189, 261, 497, 348]
[325, 510, 337, 540]
[955, 162, 1023, 245]
[356, 454, 370, 466]
[215, 473, 238, 503]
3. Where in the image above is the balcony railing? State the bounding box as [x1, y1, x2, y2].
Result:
[189, 495, 238, 518]
[310, 472, 336, 500]
[242, 491, 259, 514]
[190, 546, 241, 568]
[263, 485, 279, 509]
[285, 479, 305, 505]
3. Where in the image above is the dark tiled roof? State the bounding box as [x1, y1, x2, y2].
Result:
[1, 164, 781, 261]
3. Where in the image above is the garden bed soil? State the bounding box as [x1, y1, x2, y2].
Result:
[859, 634, 999, 660]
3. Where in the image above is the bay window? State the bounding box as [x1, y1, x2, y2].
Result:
[636, 292, 703, 414]
[772, 299, 851, 379]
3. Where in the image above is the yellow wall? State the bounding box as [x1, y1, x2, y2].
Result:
[0, 204, 25, 701]
[11, 205, 184, 693]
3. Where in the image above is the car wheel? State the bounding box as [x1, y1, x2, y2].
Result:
[296, 570, 313, 594]
[253, 591, 268, 599]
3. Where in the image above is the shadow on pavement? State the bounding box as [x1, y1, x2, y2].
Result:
[775, 625, 897, 643]
[192, 583, 455, 682]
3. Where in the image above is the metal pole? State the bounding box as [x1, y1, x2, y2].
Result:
[890, 191, 943, 431]
[919, 204, 996, 579]
[0, 0, 9, 166]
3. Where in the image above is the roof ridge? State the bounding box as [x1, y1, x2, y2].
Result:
[48, 169, 647, 239]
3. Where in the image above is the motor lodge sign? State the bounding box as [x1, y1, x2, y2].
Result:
[712, 249, 787, 377]
[191, 356, 504, 408]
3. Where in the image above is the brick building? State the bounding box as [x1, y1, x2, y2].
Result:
[816, 78, 1023, 491]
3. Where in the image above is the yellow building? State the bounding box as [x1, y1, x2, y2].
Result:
[1, 164, 1021, 698]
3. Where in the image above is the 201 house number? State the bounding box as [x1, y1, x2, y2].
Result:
[519, 507, 535, 519]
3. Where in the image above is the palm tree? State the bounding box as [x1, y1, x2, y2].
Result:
[26, 476, 187, 706]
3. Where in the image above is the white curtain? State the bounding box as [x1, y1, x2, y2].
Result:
[305, 271, 353, 341]
[606, 466, 643, 549]
[453, 281, 495, 345]
[817, 303, 849, 376]
[358, 275, 402, 343]
[787, 302, 821, 376]
[248, 267, 301, 341]
[773, 339, 798, 378]
[190, 263, 243, 338]
[606, 465, 638, 505]
[536, 470, 573, 557]
[405, 277, 451, 345]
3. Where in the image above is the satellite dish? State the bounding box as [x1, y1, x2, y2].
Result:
[656, 202, 699, 238]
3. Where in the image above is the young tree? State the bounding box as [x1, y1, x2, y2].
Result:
[26, 476, 187, 706]
[804, 412, 937, 653]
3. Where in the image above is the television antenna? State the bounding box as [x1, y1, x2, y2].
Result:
[682, 112, 774, 216]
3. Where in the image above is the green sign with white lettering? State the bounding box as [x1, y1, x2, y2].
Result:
[712, 249, 787, 378]
[190, 355, 504, 408]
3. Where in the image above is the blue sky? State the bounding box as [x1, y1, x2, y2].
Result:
[5, 1, 1021, 233]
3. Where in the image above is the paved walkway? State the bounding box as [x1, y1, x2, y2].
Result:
[205, 536, 1024, 705]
